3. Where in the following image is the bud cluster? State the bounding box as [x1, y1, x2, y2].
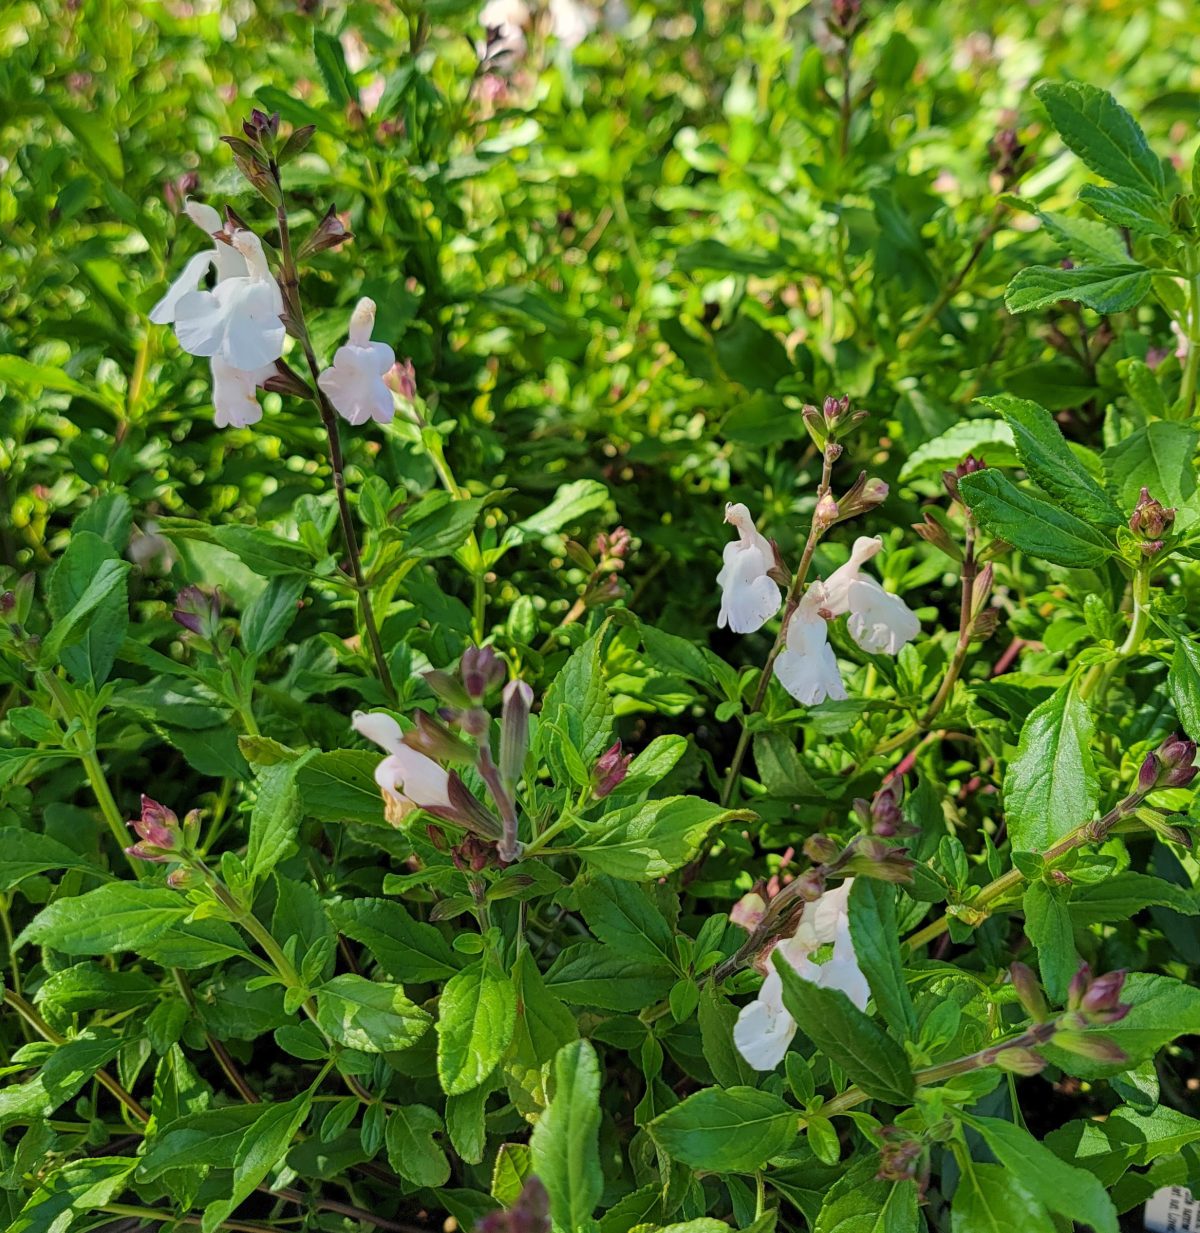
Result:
[942, 454, 986, 502]
[852, 778, 917, 839]
[562, 526, 633, 611]
[1128, 486, 1176, 556]
[125, 795, 202, 871]
[802, 395, 869, 452]
[1137, 733, 1199, 794]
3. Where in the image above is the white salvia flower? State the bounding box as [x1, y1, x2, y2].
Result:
[170, 230, 286, 371]
[773, 582, 846, 706]
[733, 879, 869, 1071]
[352, 711, 453, 822]
[211, 355, 275, 430]
[317, 298, 397, 427]
[549, 0, 596, 48]
[150, 201, 248, 326]
[717, 503, 782, 634]
[822, 536, 920, 656]
[480, 0, 530, 64]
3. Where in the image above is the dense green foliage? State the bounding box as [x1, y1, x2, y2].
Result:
[3, 2, 1200, 1232]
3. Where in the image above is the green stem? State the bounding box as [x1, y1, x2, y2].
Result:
[1079, 563, 1151, 702]
[1178, 273, 1200, 415]
[902, 789, 1145, 952]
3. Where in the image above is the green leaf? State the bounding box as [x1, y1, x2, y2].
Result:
[45, 532, 130, 685]
[17, 883, 244, 962]
[137, 1104, 265, 1179]
[575, 875, 676, 962]
[385, 1104, 450, 1188]
[813, 1175, 919, 1233]
[241, 575, 305, 656]
[0, 1029, 124, 1131]
[313, 29, 356, 107]
[977, 395, 1122, 527]
[650, 1086, 796, 1173]
[530, 1040, 605, 1233]
[0, 354, 121, 412]
[517, 479, 610, 539]
[961, 1114, 1117, 1233]
[314, 974, 431, 1053]
[545, 943, 676, 1011]
[0, 829, 102, 890]
[952, 1162, 1053, 1233]
[1004, 680, 1098, 852]
[848, 880, 917, 1039]
[399, 491, 486, 559]
[957, 470, 1113, 568]
[540, 633, 614, 766]
[897, 420, 1018, 482]
[572, 797, 753, 880]
[1022, 881, 1078, 1004]
[437, 960, 517, 1095]
[1005, 263, 1152, 315]
[1035, 81, 1165, 197]
[676, 239, 781, 275]
[1077, 185, 1173, 236]
[1069, 871, 1199, 924]
[1169, 635, 1200, 738]
[776, 958, 915, 1104]
[506, 948, 579, 1117]
[298, 750, 388, 824]
[200, 1092, 313, 1233]
[1103, 422, 1199, 527]
[7, 1157, 136, 1233]
[327, 897, 462, 982]
[245, 759, 307, 887]
[157, 519, 315, 577]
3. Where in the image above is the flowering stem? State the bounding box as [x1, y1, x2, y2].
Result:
[1078, 562, 1151, 704]
[1178, 272, 1200, 415]
[476, 739, 521, 863]
[271, 193, 397, 706]
[719, 449, 837, 807]
[902, 789, 1146, 952]
[820, 1021, 1059, 1119]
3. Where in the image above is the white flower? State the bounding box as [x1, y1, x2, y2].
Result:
[549, 0, 596, 48]
[170, 230, 286, 372]
[149, 201, 247, 326]
[317, 298, 397, 427]
[480, 0, 530, 64]
[733, 880, 869, 1071]
[212, 355, 275, 430]
[822, 536, 920, 656]
[352, 711, 453, 823]
[717, 503, 782, 634]
[773, 582, 847, 706]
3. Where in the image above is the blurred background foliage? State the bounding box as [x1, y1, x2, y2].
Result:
[2, 0, 1199, 684]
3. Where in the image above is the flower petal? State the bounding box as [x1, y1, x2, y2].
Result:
[149, 250, 216, 326]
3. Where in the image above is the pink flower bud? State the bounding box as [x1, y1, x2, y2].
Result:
[172, 586, 222, 639]
[384, 358, 417, 402]
[592, 740, 632, 798]
[729, 891, 767, 932]
[461, 646, 505, 701]
[500, 680, 533, 788]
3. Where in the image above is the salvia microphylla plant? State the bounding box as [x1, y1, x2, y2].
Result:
[5, 5, 1200, 1233]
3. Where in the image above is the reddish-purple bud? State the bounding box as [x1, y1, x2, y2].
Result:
[876, 1127, 923, 1182]
[500, 680, 533, 788]
[1080, 969, 1127, 1015]
[126, 796, 182, 862]
[593, 526, 631, 562]
[384, 358, 418, 402]
[461, 646, 505, 701]
[1139, 752, 1162, 794]
[476, 1176, 550, 1233]
[173, 585, 221, 639]
[592, 740, 632, 798]
[1129, 487, 1175, 540]
[942, 455, 987, 501]
[1067, 962, 1091, 1011]
[297, 204, 354, 259]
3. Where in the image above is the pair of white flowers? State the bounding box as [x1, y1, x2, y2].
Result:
[151, 201, 396, 429]
[718, 503, 919, 705]
[732, 879, 869, 1071]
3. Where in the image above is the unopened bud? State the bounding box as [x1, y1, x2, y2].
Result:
[164, 171, 201, 214]
[793, 869, 826, 902]
[730, 890, 768, 932]
[297, 204, 354, 259]
[476, 1177, 550, 1233]
[844, 838, 914, 883]
[423, 669, 472, 710]
[876, 1126, 923, 1182]
[813, 493, 840, 532]
[500, 680, 533, 788]
[942, 455, 987, 502]
[867, 780, 910, 838]
[404, 711, 474, 765]
[1129, 487, 1176, 540]
[126, 795, 183, 862]
[1009, 962, 1050, 1022]
[988, 128, 1025, 184]
[166, 866, 203, 891]
[593, 526, 631, 562]
[461, 646, 505, 701]
[1139, 752, 1162, 794]
[261, 359, 314, 399]
[1080, 968, 1127, 1015]
[450, 833, 496, 873]
[802, 833, 840, 864]
[992, 1047, 1046, 1076]
[173, 585, 222, 639]
[383, 358, 417, 402]
[912, 513, 962, 561]
[592, 740, 632, 798]
[1052, 1031, 1127, 1065]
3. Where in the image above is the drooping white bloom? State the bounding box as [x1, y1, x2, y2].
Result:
[171, 230, 286, 371]
[717, 503, 782, 634]
[352, 710, 453, 822]
[212, 355, 275, 430]
[822, 536, 920, 656]
[317, 298, 397, 427]
[480, 0, 530, 64]
[549, 0, 596, 48]
[733, 879, 869, 1071]
[773, 582, 846, 706]
[150, 201, 247, 326]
